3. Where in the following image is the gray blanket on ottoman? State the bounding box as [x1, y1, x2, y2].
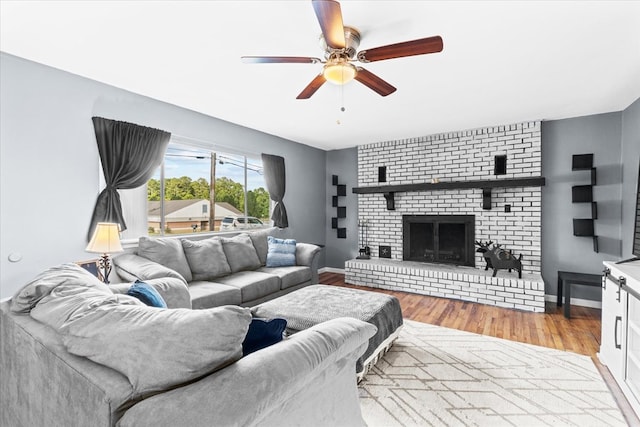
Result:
[251, 284, 403, 376]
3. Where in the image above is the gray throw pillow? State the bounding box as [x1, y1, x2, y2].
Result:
[221, 234, 262, 273]
[138, 236, 192, 283]
[248, 227, 277, 265]
[181, 237, 232, 280]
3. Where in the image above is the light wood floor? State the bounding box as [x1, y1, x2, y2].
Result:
[320, 271, 640, 425]
[320, 271, 640, 424]
[319, 271, 602, 357]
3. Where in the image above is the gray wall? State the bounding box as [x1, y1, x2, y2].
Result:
[541, 112, 623, 301]
[621, 98, 640, 259]
[0, 53, 326, 299]
[325, 148, 359, 268]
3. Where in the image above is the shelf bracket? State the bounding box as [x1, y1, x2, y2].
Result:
[383, 192, 395, 210]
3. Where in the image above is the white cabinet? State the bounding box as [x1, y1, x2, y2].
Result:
[600, 260, 640, 417]
[600, 271, 626, 381]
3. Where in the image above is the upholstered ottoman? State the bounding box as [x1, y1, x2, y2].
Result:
[251, 284, 403, 380]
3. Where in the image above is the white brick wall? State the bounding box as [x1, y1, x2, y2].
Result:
[357, 121, 542, 273]
[350, 121, 544, 311]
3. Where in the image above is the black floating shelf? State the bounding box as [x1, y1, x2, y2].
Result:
[352, 177, 546, 194]
[331, 175, 347, 237]
[353, 177, 545, 211]
[571, 153, 598, 253]
[572, 154, 593, 170]
[572, 185, 593, 203]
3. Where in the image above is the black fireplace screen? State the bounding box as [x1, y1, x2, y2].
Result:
[403, 215, 475, 267]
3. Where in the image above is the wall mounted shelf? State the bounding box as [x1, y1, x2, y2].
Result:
[331, 175, 347, 239]
[352, 177, 546, 210]
[571, 154, 598, 252]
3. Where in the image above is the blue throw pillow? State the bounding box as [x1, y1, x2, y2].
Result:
[242, 317, 287, 356]
[127, 280, 167, 308]
[266, 236, 296, 267]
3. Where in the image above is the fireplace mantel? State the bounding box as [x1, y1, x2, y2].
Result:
[352, 177, 546, 210]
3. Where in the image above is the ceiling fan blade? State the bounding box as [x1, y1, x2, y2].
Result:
[354, 68, 397, 97]
[296, 74, 327, 99]
[312, 0, 346, 49]
[357, 36, 443, 63]
[241, 56, 322, 64]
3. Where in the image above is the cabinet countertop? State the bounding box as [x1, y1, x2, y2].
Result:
[604, 260, 640, 293]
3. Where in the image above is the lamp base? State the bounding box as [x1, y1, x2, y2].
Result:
[97, 254, 112, 284]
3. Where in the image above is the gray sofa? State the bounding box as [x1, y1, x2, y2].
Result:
[113, 227, 322, 309]
[0, 263, 377, 427]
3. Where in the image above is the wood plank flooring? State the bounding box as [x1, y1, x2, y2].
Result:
[319, 271, 602, 357]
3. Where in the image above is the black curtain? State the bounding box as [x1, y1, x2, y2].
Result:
[87, 117, 171, 241]
[261, 153, 288, 228]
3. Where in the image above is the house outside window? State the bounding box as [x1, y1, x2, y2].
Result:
[146, 142, 270, 236]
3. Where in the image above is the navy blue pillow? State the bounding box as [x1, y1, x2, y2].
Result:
[242, 318, 287, 356]
[127, 280, 168, 308]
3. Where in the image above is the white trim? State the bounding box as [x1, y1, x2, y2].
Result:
[0, 296, 11, 303]
[319, 267, 345, 274]
[171, 134, 262, 159]
[545, 294, 602, 309]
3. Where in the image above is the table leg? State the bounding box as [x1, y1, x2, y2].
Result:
[557, 276, 563, 307]
[564, 282, 571, 319]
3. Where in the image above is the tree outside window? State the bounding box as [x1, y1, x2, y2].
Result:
[147, 143, 269, 236]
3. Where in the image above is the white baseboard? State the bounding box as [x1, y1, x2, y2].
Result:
[545, 294, 602, 309]
[319, 267, 345, 274]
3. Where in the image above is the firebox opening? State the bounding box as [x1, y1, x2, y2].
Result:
[403, 215, 475, 267]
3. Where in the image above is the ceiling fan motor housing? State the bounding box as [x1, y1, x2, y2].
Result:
[320, 26, 361, 59]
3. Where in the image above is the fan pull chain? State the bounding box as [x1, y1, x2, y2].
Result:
[337, 76, 346, 125]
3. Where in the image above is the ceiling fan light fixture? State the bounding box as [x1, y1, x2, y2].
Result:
[323, 61, 357, 85]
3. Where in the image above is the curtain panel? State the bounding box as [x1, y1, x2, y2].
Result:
[87, 117, 171, 241]
[261, 153, 288, 228]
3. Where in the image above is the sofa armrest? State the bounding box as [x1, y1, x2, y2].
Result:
[295, 243, 322, 284]
[113, 253, 187, 284]
[117, 317, 377, 427]
[109, 278, 191, 309]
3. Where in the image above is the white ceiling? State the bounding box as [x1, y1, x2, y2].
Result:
[2, 1, 640, 151]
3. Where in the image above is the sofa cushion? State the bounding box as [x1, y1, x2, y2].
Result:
[221, 234, 262, 273]
[127, 280, 167, 308]
[242, 317, 287, 356]
[258, 266, 312, 290]
[216, 271, 281, 302]
[188, 281, 242, 309]
[138, 236, 192, 283]
[29, 276, 252, 395]
[11, 263, 111, 314]
[181, 237, 231, 281]
[247, 227, 277, 265]
[266, 236, 297, 267]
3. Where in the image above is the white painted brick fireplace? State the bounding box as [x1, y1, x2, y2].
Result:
[345, 121, 545, 312]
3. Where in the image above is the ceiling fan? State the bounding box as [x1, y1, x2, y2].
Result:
[241, 0, 443, 99]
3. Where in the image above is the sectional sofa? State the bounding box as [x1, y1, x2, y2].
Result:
[113, 227, 322, 308]
[1, 260, 376, 427]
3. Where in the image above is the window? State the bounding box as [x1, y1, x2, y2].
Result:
[146, 141, 269, 237]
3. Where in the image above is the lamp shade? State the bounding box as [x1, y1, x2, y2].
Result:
[86, 222, 123, 254]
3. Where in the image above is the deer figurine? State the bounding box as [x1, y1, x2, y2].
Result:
[475, 240, 493, 271]
[475, 240, 523, 278]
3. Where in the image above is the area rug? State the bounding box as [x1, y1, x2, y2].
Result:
[359, 319, 626, 426]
